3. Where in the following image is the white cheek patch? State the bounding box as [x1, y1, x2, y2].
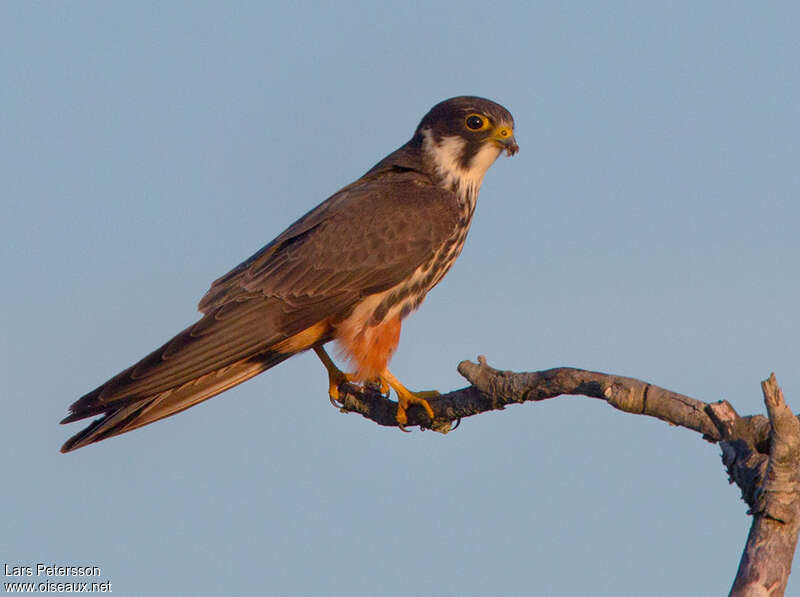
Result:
[422, 130, 467, 180]
[421, 128, 500, 195]
[468, 142, 502, 180]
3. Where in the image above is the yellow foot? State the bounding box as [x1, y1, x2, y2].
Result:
[375, 378, 390, 395]
[380, 369, 438, 427]
[313, 346, 355, 405]
[397, 390, 439, 427]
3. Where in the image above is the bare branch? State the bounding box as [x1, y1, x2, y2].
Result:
[335, 356, 723, 439]
[730, 374, 800, 597]
[332, 359, 800, 596]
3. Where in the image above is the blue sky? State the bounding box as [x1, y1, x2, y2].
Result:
[3, 2, 799, 595]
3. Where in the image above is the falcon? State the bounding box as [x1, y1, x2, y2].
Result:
[60, 96, 518, 452]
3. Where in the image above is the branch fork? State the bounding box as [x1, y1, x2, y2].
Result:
[333, 357, 800, 596]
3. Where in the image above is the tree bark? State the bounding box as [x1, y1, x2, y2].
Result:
[330, 358, 800, 596]
[727, 375, 800, 597]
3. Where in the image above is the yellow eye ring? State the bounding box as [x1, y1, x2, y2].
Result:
[465, 114, 489, 131]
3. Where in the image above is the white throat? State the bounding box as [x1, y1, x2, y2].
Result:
[421, 128, 501, 201]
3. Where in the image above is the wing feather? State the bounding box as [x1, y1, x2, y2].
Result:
[199, 175, 459, 312]
[63, 169, 460, 441]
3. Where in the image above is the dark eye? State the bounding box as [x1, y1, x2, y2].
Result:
[465, 115, 485, 130]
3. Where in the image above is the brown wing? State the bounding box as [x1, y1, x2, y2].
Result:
[230, 181, 458, 299]
[197, 141, 428, 312]
[198, 173, 459, 311]
[62, 172, 459, 448]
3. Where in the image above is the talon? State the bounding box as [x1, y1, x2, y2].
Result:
[380, 369, 438, 427]
[396, 402, 408, 427]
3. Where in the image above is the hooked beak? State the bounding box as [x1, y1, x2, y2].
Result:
[490, 125, 519, 156]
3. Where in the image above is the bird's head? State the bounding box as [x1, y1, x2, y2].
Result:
[414, 96, 518, 195]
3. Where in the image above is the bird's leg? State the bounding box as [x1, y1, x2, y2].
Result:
[313, 346, 355, 405]
[379, 369, 438, 426]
